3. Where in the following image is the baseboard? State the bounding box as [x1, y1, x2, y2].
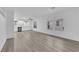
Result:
[33, 30, 79, 42]
[0, 38, 7, 52]
[7, 38, 14, 40]
[0, 37, 14, 52]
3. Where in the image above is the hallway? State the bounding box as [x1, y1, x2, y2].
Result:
[2, 31, 79, 52]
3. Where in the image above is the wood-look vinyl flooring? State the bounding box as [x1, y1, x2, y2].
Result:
[2, 31, 79, 52]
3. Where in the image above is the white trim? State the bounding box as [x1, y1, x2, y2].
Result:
[0, 38, 7, 52]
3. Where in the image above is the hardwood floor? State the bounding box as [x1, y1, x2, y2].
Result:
[14, 31, 79, 52]
[1, 38, 14, 52]
[2, 31, 79, 52]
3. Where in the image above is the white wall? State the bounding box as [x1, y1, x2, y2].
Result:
[0, 14, 6, 51]
[0, 8, 14, 51]
[3, 8, 14, 38]
[0, 11, 6, 51]
[33, 8, 79, 41]
[22, 21, 32, 31]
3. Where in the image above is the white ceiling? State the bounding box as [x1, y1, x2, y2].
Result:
[14, 7, 69, 18]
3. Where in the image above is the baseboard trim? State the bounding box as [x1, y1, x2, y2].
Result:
[0, 38, 7, 52]
[33, 31, 79, 42]
[7, 38, 14, 40]
[0, 38, 14, 52]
